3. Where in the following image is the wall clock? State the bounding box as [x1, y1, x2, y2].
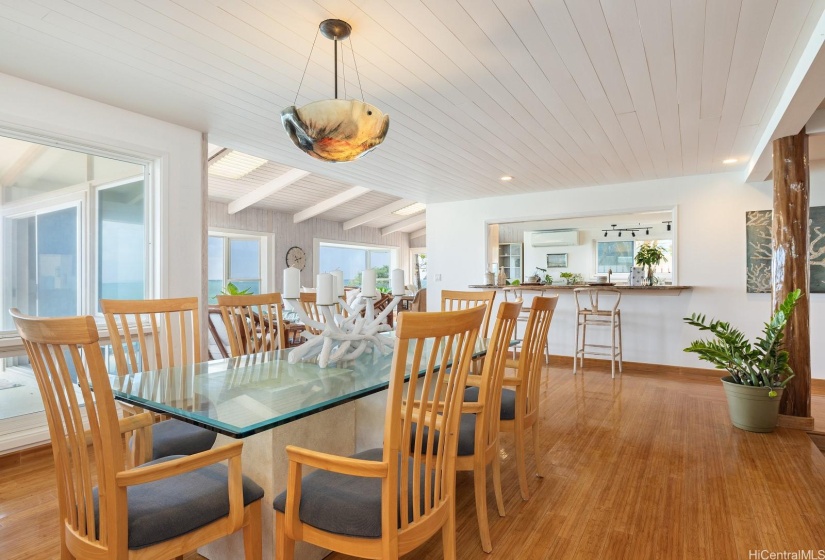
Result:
[285, 246, 307, 270]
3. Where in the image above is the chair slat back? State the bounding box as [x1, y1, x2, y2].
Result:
[10, 310, 125, 551]
[298, 292, 324, 335]
[101, 297, 201, 375]
[386, 305, 485, 536]
[440, 290, 496, 337]
[217, 292, 286, 357]
[516, 296, 558, 417]
[476, 302, 521, 449]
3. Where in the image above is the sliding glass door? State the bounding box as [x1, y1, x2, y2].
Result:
[3, 204, 80, 328]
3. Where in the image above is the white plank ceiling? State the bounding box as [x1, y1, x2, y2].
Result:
[0, 0, 823, 203]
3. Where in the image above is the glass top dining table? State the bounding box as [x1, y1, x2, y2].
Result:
[109, 335, 503, 438]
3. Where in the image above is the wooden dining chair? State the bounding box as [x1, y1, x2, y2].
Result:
[298, 292, 324, 336]
[450, 301, 521, 552]
[217, 292, 286, 357]
[468, 295, 558, 501]
[101, 297, 218, 463]
[410, 288, 427, 312]
[273, 305, 486, 560]
[207, 305, 231, 360]
[441, 289, 496, 337]
[10, 309, 264, 560]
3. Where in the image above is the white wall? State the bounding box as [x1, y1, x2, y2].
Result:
[428, 168, 825, 378]
[0, 72, 204, 300]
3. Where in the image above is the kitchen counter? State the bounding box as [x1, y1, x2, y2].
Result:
[468, 284, 692, 292]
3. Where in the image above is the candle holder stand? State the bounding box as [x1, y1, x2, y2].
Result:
[285, 291, 402, 367]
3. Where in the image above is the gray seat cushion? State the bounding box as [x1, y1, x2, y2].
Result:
[464, 386, 516, 421]
[151, 418, 218, 460]
[272, 448, 433, 539]
[94, 455, 264, 549]
[410, 414, 477, 456]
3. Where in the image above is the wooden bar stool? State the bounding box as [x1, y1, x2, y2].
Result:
[573, 288, 623, 378]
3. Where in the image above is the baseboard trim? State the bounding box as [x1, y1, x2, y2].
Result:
[547, 354, 723, 378]
[0, 442, 51, 468]
[548, 355, 825, 395]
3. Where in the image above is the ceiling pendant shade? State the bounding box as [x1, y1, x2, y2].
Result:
[282, 19, 390, 163]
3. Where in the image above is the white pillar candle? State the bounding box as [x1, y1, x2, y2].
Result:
[391, 268, 405, 296]
[361, 268, 377, 297]
[331, 270, 345, 297]
[283, 266, 300, 299]
[317, 273, 334, 305]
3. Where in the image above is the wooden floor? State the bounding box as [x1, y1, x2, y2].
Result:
[2, 363, 825, 559]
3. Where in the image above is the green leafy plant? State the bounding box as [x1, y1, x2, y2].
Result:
[683, 289, 801, 397]
[534, 267, 553, 285]
[221, 282, 253, 296]
[634, 242, 668, 268]
[510, 279, 521, 286]
[559, 271, 582, 285]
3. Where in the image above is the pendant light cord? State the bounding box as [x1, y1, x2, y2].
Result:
[350, 36, 365, 102]
[341, 39, 348, 100]
[294, 27, 321, 105]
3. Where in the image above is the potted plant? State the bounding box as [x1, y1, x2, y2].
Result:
[683, 289, 801, 432]
[534, 267, 553, 285]
[211, 282, 253, 301]
[634, 242, 668, 285]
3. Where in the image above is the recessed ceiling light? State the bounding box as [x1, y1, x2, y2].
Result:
[393, 202, 426, 216]
[208, 151, 268, 179]
[722, 158, 737, 164]
[500, 175, 513, 181]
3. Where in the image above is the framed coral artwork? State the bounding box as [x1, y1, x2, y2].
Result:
[745, 207, 825, 293]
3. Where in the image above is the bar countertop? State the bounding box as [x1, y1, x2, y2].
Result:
[468, 284, 692, 292]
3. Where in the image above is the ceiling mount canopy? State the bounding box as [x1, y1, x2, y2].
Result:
[281, 19, 390, 163]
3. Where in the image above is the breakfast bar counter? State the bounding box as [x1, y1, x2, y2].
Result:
[468, 284, 692, 292]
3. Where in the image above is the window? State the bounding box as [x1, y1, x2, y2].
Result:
[596, 241, 634, 274]
[318, 242, 395, 290]
[413, 252, 427, 289]
[208, 233, 263, 300]
[1, 136, 148, 328]
[98, 179, 145, 304]
[0, 133, 150, 425]
[595, 239, 673, 281]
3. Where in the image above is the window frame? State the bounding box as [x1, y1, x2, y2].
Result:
[314, 239, 401, 288]
[207, 229, 268, 300]
[594, 238, 674, 282]
[0, 127, 154, 336]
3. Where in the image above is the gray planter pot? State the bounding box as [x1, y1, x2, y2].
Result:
[720, 376, 784, 433]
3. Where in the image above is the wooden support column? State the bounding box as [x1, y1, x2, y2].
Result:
[771, 128, 813, 429]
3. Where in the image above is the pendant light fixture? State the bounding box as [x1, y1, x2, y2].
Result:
[281, 19, 390, 163]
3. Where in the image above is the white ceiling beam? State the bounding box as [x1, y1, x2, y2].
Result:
[745, 10, 825, 182]
[0, 145, 47, 188]
[409, 227, 426, 239]
[228, 168, 310, 214]
[808, 108, 825, 136]
[342, 199, 416, 230]
[293, 186, 371, 224]
[381, 213, 427, 236]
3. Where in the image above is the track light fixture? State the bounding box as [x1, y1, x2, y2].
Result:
[601, 223, 655, 238]
[663, 220, 672, 231]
